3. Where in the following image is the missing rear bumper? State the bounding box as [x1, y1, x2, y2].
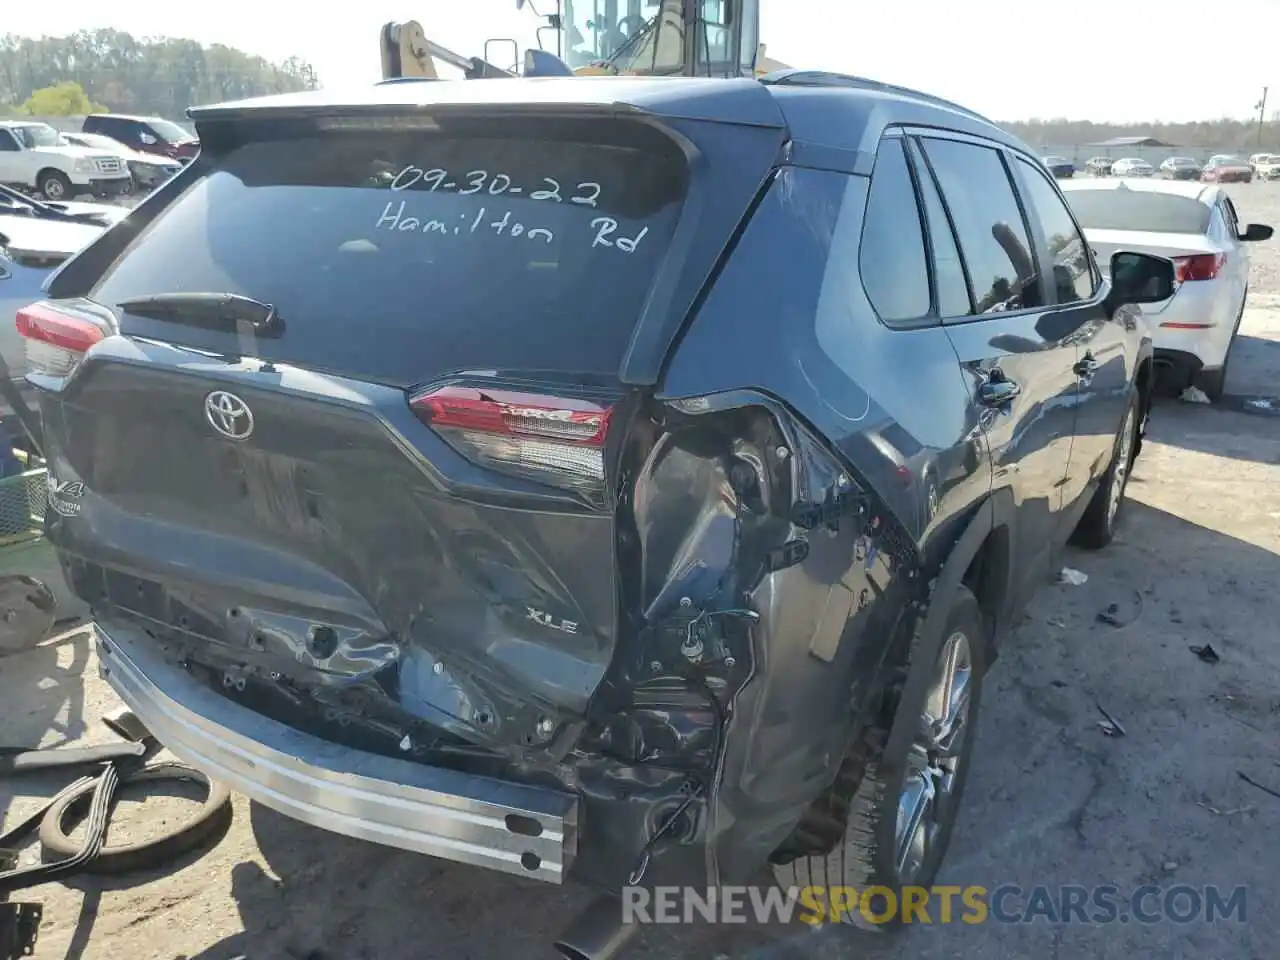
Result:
[94, 620, 579, 883]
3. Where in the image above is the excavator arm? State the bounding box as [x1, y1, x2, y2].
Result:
[379, 2, 784, 83]
[379, 21, 513, 80]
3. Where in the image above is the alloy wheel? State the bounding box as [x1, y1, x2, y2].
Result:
[894, 630, 973, 884]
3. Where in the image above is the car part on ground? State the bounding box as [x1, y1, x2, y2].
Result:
[1061, 177, 1273, 400]
[0, 575, 56, 653]
[0, 709, 234, 957]
[26, 66, 1172, 955]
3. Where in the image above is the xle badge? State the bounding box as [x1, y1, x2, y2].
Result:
[527, 607, 579, 635]
[47, 475, 85, 518]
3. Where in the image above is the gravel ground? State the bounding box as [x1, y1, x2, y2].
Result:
[3, 183, 1280, 960]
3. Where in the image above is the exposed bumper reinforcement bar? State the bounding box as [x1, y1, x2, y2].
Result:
[94, 621, 578, 883]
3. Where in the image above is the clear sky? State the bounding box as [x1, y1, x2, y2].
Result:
[7, 0, 1278, 122]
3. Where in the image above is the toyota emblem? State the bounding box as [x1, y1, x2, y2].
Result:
[205, 391, 254, 441]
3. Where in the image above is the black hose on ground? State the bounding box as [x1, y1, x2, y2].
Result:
[0, 743, 233, 894]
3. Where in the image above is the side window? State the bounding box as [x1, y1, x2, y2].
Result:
[1015, 157, 1097, 305]
[859, 138, 931, 324]
[920, 137, 1043, 315]
[906, 139, 973, 317]
[1222, 197, 1241, 238]
[0, 131, 18, 152]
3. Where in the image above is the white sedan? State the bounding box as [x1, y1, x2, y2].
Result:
[1060, 178, 1273, 399]
[1110, 157, 1154, 177]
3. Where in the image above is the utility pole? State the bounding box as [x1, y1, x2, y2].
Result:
[1256, 87, 1269, 148]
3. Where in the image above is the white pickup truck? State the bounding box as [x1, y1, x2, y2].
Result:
[0, 121, 134, 201]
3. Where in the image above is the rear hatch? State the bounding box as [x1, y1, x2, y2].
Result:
[32, 93, 783, 753]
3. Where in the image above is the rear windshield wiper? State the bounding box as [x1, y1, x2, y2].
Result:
[116, 292, 284, 337]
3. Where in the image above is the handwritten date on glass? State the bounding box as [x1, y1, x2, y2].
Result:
[390, 165, 602, 208]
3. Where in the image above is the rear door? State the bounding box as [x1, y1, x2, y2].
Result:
[907, 132, 1082, 611]
[32, 105, 779, 749]
[1010, 155, 1123, 504]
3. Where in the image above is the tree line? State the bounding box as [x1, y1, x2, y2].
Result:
[1003, 117, 1279, 152]
[0, 29, 320, 119]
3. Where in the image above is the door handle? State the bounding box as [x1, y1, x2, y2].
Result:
[978, 372, 1021, 407]
[1073, 354, 1099, 379]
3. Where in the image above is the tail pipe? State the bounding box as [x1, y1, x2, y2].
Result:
[553, 895, 639, 960]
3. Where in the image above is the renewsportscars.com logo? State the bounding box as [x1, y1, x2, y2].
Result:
[620, 884, 1248, 926]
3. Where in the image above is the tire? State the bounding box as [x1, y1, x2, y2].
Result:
[37, 170, 73, 201]
[1196, 299, 1244, 402]
[772, 585, 986, 932]
[1071, 392, 1138, 550]
[38, 761, 233, 873]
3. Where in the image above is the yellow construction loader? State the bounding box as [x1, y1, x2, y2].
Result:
[379, 0, 787, 83]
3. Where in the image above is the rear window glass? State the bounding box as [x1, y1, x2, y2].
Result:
[90, 117, 687, 384]
[1064, 189, 1211, 234]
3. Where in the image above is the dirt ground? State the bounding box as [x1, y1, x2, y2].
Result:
[3, 183, 1280, 960]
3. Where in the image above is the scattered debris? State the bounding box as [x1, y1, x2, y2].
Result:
[1197, 801, 1254, 816]
[1243, 396, 1277, 414]
[1095, 590, 1143, 629]
[1190, 643, 1221, 664]
[1238, 772, 1280, 802]
[1095, 702, 1127, 738]
[1050, 679, 1068, 688]
[1179, 385, 1211, 404]
[1047, 616, 1067, 629]
[1162, 861, 1179, 872]
[1059, 567, 1088, 586]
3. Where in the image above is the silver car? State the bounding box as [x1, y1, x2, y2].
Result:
[1060, 178, 1273, 399]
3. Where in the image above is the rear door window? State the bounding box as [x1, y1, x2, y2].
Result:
[89, 116, 689, 386]
[919, 137, 1043, 316]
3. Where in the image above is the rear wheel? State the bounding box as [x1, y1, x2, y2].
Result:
[1196, 300, 1244, 402]
[1072, 392, 1137, 549]
[771, 586, 986, 931]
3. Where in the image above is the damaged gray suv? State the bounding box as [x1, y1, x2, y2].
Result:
[23, 72, 1173, 955]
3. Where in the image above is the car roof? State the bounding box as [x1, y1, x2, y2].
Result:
[188, 73, 1037, 166]
[86, 113, 164, 123]
[1060, 177, 1218, 204]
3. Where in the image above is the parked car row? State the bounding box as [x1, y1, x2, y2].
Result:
[1075, 153, 1268, 184]
[0, 113, 197, 202]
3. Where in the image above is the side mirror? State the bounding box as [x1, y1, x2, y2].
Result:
[1108, 251, 1176, 306]
[1240, 223, 1273, 243]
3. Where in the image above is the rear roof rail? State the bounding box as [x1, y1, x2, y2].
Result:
[759, 68, 994, 125]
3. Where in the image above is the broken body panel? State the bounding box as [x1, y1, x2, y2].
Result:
[35, 78, 989, 891]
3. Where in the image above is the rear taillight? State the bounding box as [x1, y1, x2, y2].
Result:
[1173, 253, 1225, 283]
[410, 385, 614, 502]
[15, 301, 107, 379]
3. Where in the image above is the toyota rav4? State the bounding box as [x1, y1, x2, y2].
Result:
[22, 73, 1173, 958]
